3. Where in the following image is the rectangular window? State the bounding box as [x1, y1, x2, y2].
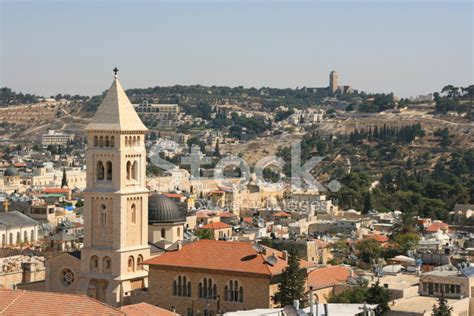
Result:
[445, 284, 450, 294]
[455, 285, 460, 294]
[434, 283, 439, 292]
[423, 283, 428, 292]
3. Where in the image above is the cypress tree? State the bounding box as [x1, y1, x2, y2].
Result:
[432, 292, 453, 316]
[61, 168, 68, 188]
[272, 250, 307, 307]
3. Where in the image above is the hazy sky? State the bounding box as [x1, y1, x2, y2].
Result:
[1, 0, 473, 98]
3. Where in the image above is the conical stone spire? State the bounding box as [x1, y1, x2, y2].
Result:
[86, 75, 147, 131]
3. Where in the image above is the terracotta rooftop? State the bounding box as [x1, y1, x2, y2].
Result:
[365, 234, 389, 243]
[242, 217, 254, 223]
[425, 222, 448, 233]
[200, 221, 232, 230]
[0, 289, 123, 315]
[163, 193, 183, 199]
[42, 187, 70, 194]
[273, 211, 291, 217]
[219, 212, 236, 218]
[144, 240, 310, 276]
[120, 302, 178, 316]
[307, 265, 353, 290]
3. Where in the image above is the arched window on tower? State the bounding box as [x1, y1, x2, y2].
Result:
[126, 161, 132, 180]
[132, 161, 138, 180]
[100, 204, 107, 226]
[99, 136, 104, 147]
[23, 231, 28, 243]
[137, 136, 140, 146]
[90, 255, 99, 272]
[106, 161, 112, 180]
[125, 136, 129, 147]
[97, 161, 104, 180]
[93, 136, 98, 147]
[128, 256, 135, 272]
[137, 254, 143, 270]
[110, 136, 115, 147]
[105, 136, 110, 147]
[161, 228, 166, 239]
[103, 256, 111, 273]
[132, 136, 137, 146]
[131, 203, 136, 224]
[16, 232, 20, 244]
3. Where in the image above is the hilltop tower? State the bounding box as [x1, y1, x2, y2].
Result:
[329, 70, 339, 95]
[76, 70, 149, 306]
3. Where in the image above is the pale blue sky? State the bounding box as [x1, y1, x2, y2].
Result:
[1, 0, 472, 97]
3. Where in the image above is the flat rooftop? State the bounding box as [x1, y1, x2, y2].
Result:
[375, 273, 419, 290]
[391, 296, 461, 314]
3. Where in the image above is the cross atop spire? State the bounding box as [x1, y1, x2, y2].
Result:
[113, 67, 119, 78]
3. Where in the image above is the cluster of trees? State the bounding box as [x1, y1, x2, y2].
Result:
[336, 148, 473, 221]
[276, 122, 472, 224]
[348, 123, 425, 145]
[434, 85, 474, 114]
[358, 93, 396, 113]
[0, 87, 40, 106]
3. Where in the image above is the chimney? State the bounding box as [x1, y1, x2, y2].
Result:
[177, 241, 182, 251]
[282, 250, 288, 261]
[262, 247, 267, 255]
[21, 262, 33, 283]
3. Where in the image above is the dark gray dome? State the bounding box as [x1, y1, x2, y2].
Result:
[4, 167, 18, 177]
[148, 194, 185, 223]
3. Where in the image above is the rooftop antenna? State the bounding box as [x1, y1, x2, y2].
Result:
[252, 242, 264, 254]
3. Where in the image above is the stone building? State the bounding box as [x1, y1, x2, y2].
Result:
[144, 239, 310, 315]
[44, 73, 150, 307]
[0, 211, 39, 247]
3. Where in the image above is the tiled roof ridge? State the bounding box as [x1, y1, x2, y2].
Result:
[0, 288, 123, 314]
[0, 289, 24, 313]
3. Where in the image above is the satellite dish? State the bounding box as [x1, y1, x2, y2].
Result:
[252, 243, 264, 254]
[266, 254, 278, 266]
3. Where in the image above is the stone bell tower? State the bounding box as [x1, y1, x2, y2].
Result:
[76, 68, 149, 307]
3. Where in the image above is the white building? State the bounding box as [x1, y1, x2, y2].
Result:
[0, 211, 39, 247]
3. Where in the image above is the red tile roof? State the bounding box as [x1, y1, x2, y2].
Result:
[144, 240, 310, 276]
[196, 210, 218, 218]
[365, 234, 389, 243]
[163, 193, 183, 199]
[307, 265, 353, 290]
[120, 302, 178, 316]
[42, 187, 70, 194]
[0, 289, 123, 315]
[219, 212, 236, 218]
[273, 211, 291, 217]
[425, 222, 448, 233]
[242, 217, 254, 223]
[200, 222, 231, 230]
